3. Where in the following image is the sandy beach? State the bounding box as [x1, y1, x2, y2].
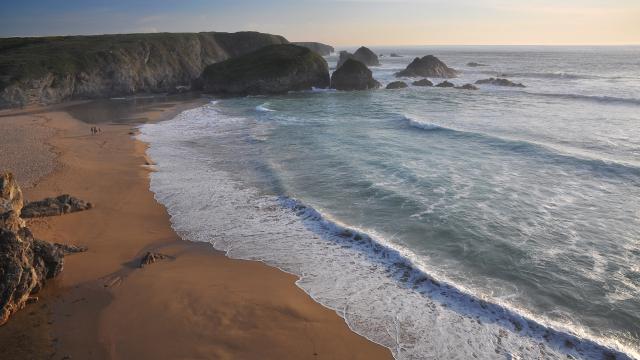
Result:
[0, 97, 392, 359]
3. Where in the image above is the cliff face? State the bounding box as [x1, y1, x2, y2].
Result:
[0, 32, 288, 107]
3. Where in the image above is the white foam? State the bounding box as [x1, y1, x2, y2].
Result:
[255, 102, 275, 112]
[138, 102, 636, 360]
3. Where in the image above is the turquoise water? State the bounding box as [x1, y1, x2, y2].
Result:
[140, 46, 640, 359]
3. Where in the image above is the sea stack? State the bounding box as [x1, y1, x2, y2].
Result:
[330, 59, 381, 90]
[336, 46, 380, 68]
[396, 55, 458, 78]
[201, 44, 330, 95]
[292, 42, 335, 56]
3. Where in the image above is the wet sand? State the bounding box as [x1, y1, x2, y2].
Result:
[0, 97, 392, 359]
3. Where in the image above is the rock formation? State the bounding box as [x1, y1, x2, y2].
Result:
[200, 44, 329, 95]
[353, 47, 380, 66]
[467, 62, 488, 67]
[456, 84, 479, 90]
[336, 46, 380, 68]
[330, 59, 381, 91]
[21, 194, 93, 218]
[390, 53, 402, 58]
[0, 31, 290, 107]
[396, 55, 457, 78]
[475, 78, 525, 87]
[435, 81, 455, 88]
[139, 252, 171, 268]
[0, 171, 64, 326]
[412, 79, 433, 87]
[292, 42, 334, 56]
[386, 81, 408, 89]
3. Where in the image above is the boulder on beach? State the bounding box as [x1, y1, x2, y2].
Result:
[435, 81, 455, 88]
[456, 84, 479, 90]
[467, 62, 488, 67]
[201, 44, 330, 95]
[0, 171, 64, 326]
[386, 81, 408, 90]
[412, 79, 433, 87]
[21, 194, 93, 218]
[396, 55, 457, 78]
[475, 77, 525, 87]
[330, 59, 381, 91]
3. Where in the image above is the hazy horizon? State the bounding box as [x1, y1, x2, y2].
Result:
[1, 0, 639, 46]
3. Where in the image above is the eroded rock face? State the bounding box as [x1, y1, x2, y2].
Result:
[201, 44, 330, 95]
[386, 81, 408, 89]
[396, 55, 457, 78]
[475, 77, 525, 87]
[330, 59, 381, 91]
[0, 172, 64, 326]
[21, 194, 93, 218]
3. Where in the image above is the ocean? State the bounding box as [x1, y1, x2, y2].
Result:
[139, 46, 640, 359]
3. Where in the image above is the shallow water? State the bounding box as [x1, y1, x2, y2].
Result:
[140, 46, 640, 359]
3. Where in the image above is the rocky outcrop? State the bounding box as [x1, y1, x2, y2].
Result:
[0, 171, 64, 326]
[292, 42, 334, 56]
[390, 53, 402, 58]
[467, 62, 488, 67]
[200, 44, 329, 95]
[353, 47, 380, 66]
[330, 59, 381, 91]
[336, 47, 380, 68]
[456, 84, 478, 90]
[0, 31, 289, 107]
[386, 81, 408, 89]
[412, 79, 433, 87]
[21, 194, 93, 218]
[435, 81, 455, 88]
[475, 78, 525, 87]
[396, 55, 457, 78]
[139, 252, 171, 268]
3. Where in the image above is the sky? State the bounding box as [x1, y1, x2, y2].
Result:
[1, 0, 639, 46]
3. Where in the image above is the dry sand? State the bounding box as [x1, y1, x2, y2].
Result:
[0, 98, 392, 359]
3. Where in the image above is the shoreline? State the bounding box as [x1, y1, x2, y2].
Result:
[0, 97, 392, 359]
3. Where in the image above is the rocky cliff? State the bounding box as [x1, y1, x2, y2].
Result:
[201, 44, 329, 95]
[0, 31, 289, 107]
[292, 42, 334, 56]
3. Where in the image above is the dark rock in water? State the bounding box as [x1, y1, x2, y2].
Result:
[386, 81, 408, 89]
[201, 44, 329, 96]
[1, 172, 64, 326]
[337, 47, 380, 68]
[412, 79, 433, 87]
[353, 46, 380, 66]
[390, 53, 402, 58]
[21, 194, 93, 218]
[435, 81, 455, 88]
[292, 42, 334, 56]
[396, 55, 457, 78]
[475, 78, 525, 87]
[336, 51, 356, 69]
[467, 62, 488, 67]
[54, 243, 88, 254]
[330, 59, 381, 91]
[139, 252, 171, 268]
[456, 83, 479, 90]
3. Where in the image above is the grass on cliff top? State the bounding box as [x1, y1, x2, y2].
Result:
[0, 31, 287, 91]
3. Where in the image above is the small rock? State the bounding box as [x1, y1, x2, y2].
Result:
[412, 79, 433, 87]
[475, 77, 525, 87]
[139, 251, 171, 268]
[21, 195, 93, 218]
[467, 62, 488, 67]
[456, 83, 478, 90]
[435, 81, 455, 88]
[54, 243, 88, 254]
[396, 55, 457, 78]
[386, 81, 408, 90]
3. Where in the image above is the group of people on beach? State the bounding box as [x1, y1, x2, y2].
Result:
[90, 126, 102, 135]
